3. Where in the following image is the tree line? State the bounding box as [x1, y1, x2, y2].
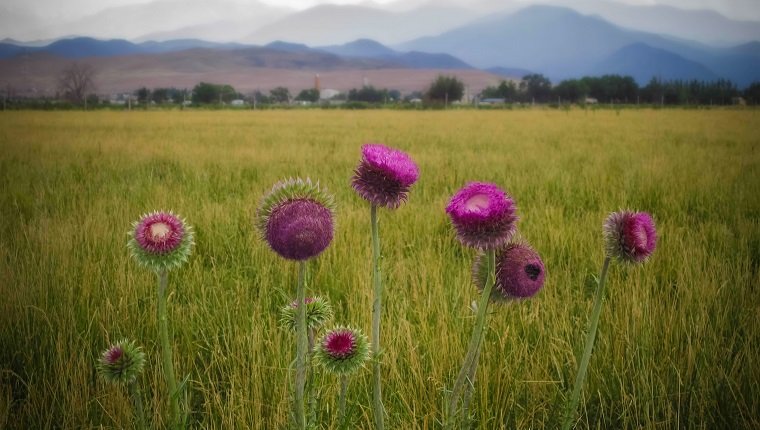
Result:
[481, 74, 759, 105]
[5, 63, 760, 110]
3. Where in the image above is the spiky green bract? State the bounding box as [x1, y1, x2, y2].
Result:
[279, 296, 334, 331]
[314, 326, 370, 375]
[256, 178, 336, 235]
[127, 210, 195, 272]
[97, 338, 146, 385]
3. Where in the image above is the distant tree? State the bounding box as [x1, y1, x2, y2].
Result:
[519, 74, 552, 103]
[426, 75, 464, 104]
[251, 90, 271, 105]
[347, 86, 388, 103]
[295, 88, 320, 102]
[57, 62, 97, 106]
[135, 87, 151, 105]
[152, 88, 170, 104]
[481, 80, 518, 100]
[387, 89, 401, 101]
[270, 87, 291, 104]
[554, 79, 589, 103]
[192, 82, 238, 104]
[192, 82, 218, 104]
[744, 81, 760, 105]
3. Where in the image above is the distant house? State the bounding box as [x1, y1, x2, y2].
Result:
[732, 97, 746, 106]
[584, 97, 599, 104]
[230, 99, 246, 106]
[409, 98, 423, 104]
[479, 98, 506, 106]
[319, 89, 341, 100]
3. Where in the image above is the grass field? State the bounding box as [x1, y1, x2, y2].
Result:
[0, 109, 758, 429]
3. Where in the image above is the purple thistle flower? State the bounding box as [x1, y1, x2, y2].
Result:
[314, 326, 370, 375]
[603, 211, 657, 263]
[352, 143, 420, 209]
[324, 330, 356, 359]
[256, 178, 336, 261]
[266, 199, 333, 261]
[127, 211, 194, 272]
[134, 212, 184, 254]
[473, 242, 546, 301]
[446, 182, 518, 250]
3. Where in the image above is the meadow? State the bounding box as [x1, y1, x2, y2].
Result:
[0, 109, 758, 429]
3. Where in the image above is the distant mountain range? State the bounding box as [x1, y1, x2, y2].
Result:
[399, 5, 760, 86]
[0, 3, 759, 95]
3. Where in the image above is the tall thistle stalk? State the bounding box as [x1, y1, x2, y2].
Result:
[256, 178, 336, 430]
[279, 295, 333, 428]
[562, 211, 657, 429]
[294, 261, 308, 428]
[352, 142, 419, 429]
[127, 211, 194, 429]
[157, 269, 181, 427]
[370, 204, 384, 429]
[445, 182, 546, 427]
[447, 250, 495, 427]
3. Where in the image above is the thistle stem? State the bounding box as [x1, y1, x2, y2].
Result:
[447, 249, 495, 428]
[157, 269, 180, 429]
[338, 374, 349, 429]
[370, 204, 385, 430]
[294, 260, 308, 430]
[562, 256, 611, 430]
[129, 380, 147, 430]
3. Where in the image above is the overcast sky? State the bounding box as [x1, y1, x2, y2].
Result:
[2, 0, 759, 41]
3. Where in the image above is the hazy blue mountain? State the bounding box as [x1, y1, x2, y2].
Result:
[393, 51, 471, 69]
[590, 43, 718, 83]
[44, 37, 145, 58]
[243, 3, 479, 46]
[264, 41, 313, 53]
[320, 39, 398, 58]
[400, 5, 760, 86]
[140, 39, 248, 53]
[316, 39, 472, 69]
[319, 39, 471, 69]
[0, 43, 29, 59]
[0, 37, 252, 59]
[486, 67, 535, 79]
[558, 0, 760, 46]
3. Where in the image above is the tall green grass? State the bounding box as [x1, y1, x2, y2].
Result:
[0, 109, 758, 429]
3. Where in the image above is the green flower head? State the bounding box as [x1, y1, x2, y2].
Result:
[279, 296, 334, 331]
[97, 338, 146, 384]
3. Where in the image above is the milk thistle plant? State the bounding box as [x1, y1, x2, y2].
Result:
[97, 338, 147, 429]
[445, 182, 539, 427]
[257, 178, 335, 430]
[562, 211, 657, 430]
[127, 210, 194, 429]
[314, 326, 370, 428]
[351, 142, 419, 430]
